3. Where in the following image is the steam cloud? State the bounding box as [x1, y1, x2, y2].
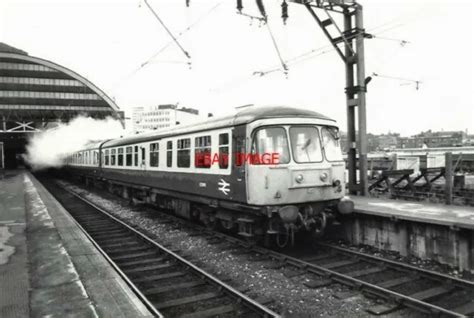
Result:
[24, 116, 125, 170]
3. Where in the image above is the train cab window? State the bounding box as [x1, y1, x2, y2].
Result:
[118, 148, 124, 166]
[105, 150, 110, 166]
[126, 147, 133, 166]
[195, 136, 211, 168]
[177, 138, 190, 168]
[150, 143, 159, 167]
[219, 133, 229, 169]
[111, 149, 116, 165]
[134, 146, 139, 167]
[251, 127, 290, 164]
[166, 141, 173, 167]
[289, 126, 323, 163]
[321, 127, 343, 161]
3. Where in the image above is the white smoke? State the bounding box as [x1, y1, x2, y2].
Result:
[24, 116, 125, 170]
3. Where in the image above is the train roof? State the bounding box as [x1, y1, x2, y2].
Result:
[101, 106, 335, 148]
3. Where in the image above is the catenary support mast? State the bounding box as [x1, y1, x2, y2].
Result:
[291, 0, 368, 195]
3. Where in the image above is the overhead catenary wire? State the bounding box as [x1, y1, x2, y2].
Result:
[237, 0, 288, 77]
[110, 2, 221, 93]
[141, 2, 221, 68]
[265, 21, 289, 77]
[372, 72, 422, 90]
[143, 0, 191, 60]
[254, 25, 411, 77]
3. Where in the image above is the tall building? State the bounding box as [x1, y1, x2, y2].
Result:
[132, 104, 203, 134]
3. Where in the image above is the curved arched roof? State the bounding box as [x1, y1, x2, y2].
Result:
[0, 43, 121, 116]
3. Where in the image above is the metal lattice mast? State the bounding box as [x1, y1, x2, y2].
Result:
[291, 0, 369, 195]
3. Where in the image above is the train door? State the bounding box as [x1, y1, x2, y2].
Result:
[246, 125, 291, 205]
[140, 145, 146, 170]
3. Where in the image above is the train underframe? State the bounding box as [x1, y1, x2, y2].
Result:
[76, 173, 353, 247]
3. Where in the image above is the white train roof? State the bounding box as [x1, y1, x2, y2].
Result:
[100, 106, 335, 149]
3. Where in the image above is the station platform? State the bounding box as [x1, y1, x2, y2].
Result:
[0, 170, 153, 317]
[351, 195, 474, 230]
[346, 195, 474, 272]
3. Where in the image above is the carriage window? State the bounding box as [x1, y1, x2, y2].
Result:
[111, 149, 116, 165]
[105, 150, 110, 166]
[150, 143, 159, 167]
[251, 127, 290, 164]
[85, 151, 89, 165]
[134, 146, 139, 167]
[118, 148, 124, 166]
[194, 136, 211, 168]
[290, 126, 323, 163]
[166, 141, 173, 167]
[177, 138, 190, 168]
[126, 146, 133, 166]
[93, 151, 98, 165]
[321, 127, 343, 162]
[219, 133, 229, 169]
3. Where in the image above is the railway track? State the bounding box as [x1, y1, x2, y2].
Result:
[39, 179, 279, 318]
[52, 178, 474, 317]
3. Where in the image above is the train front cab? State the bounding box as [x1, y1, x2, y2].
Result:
[245, 117, 353, 244]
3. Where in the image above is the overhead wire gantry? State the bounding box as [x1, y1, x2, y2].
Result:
[182, 0, 371, 195]
[289, 0, 370, 195]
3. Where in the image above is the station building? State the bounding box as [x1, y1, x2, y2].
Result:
[0, 42, 124, 169]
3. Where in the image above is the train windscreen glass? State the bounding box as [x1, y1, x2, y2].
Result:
[252, 127, 290, 164]
[289, 126, 323, 163]
[321, 127, 343, 161]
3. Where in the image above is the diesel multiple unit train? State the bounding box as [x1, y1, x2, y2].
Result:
[64, 106, 353, 246]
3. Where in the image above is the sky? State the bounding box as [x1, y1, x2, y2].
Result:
[1, 0, 473, 136]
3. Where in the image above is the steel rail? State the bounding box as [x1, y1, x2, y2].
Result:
[65, 188, 280, 318]
[57, 179, 471, 317]
[241, 247, 465, 317]
[140, 211, 470, 317]
[64, 203, 164, 318]
[316, 242, 474, 288]
[96, 205, 468, 317]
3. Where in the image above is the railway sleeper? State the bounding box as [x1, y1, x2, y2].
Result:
[153, 292, 221, 310]
[143, 280, 206, 296]
[133, 271, 188, 284]
[112, 250, 160, 261]
[118, 257, 167, 267]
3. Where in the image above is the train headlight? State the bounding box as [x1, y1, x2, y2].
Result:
[320, 172, 328, 182]
[295, 174, 304, 183]
[332, 179, 341, 187]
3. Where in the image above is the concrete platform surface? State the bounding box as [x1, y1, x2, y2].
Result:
[0, 170, 153, 317]
[351, 195, 474, 230]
